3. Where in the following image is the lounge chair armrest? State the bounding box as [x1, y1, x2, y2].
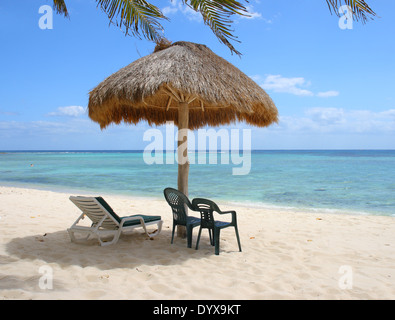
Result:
[70, 213, 86, 227]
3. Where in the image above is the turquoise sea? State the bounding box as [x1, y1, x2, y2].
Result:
[1, 150, 395, 217]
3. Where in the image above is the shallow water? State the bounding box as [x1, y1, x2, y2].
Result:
[1, 150, 394, 216]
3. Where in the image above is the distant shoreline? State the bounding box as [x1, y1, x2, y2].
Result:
[0, 182, 392, 219]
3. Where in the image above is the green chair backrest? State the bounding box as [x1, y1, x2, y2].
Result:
[192, 198, 219, 228]
[163, 188, 193, 225]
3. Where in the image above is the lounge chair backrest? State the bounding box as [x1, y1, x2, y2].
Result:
[69, 196, 120, 230]
[163, 188, 194, 225]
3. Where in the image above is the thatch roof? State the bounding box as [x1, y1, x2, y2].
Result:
[88, 41, 278, 129]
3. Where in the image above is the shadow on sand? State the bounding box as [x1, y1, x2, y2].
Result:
[5, 227, 214, 271]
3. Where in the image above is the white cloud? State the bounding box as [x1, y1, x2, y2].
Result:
[380, 109, 395, 118]
[162, 0, 201, 22]
[241, 5, 262, 20]
[2, 108, 394, 150]
[0, 118, 150, 150]
[47, 106, 86, 117]
[317, 91, 340, 98]
[162, 6, 178, 16]
[275, 108, 395, 134]
[254, 74, 339, 98]
[162, 1, 265, 22]
[259, 74, 314, 96]
[0, 110, 19, 116]
[305, 107, 345, 125]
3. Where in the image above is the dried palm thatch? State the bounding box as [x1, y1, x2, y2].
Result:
[88, 41, 278, 130]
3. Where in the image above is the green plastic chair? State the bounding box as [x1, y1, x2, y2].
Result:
[163, 188, 201, 248]
[192, 198, 242, 255]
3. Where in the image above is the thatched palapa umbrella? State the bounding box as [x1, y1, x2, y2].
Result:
[88, 41, 278, 235]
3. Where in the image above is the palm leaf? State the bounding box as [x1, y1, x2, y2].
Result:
[95, 0, 167, 43]
[53, 0, 69, 18]
[53, 0, 376, 56]
[326, 0, 376, 22]
[184, 0, 249, 56]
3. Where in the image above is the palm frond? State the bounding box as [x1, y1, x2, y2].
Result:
[184, 0, 249, 56]
[326, 0, 376, 22]
[53, 0, 376, 55]
[53, 0, 69, 18]
[96, 0, 167, 43]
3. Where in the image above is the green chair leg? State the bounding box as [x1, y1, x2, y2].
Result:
[214, 229, 220, 255]
[195, 227, 202, 250]
[235, 225, 242, 252]
[209, 229, 213, 246]
[171, 222, 176, 244]
[187, 225, 194, 248]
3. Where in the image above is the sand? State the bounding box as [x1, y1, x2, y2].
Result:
[0, 185, 394, 300]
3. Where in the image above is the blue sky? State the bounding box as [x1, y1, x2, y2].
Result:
[0, 0, 394, 150]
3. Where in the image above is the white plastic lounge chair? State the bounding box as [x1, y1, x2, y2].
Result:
[68, 196, 163, 246]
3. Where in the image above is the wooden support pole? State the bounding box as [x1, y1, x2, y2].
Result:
[177, 102, 189, 238]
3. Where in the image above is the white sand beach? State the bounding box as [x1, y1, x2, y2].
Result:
[0, 185, 394, 300]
